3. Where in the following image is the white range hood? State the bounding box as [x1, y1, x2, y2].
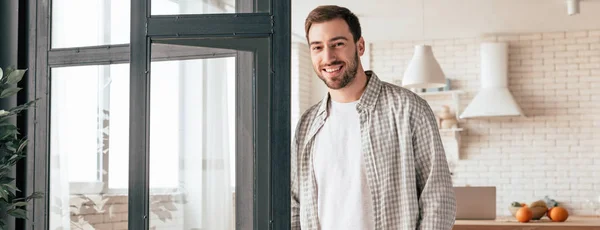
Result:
[459, 42, 525, 119]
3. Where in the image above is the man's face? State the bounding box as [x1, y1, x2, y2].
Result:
[307, 18, 364, 90]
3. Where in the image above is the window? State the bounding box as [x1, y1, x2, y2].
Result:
[148, 55, 237, 230]
[152, 0, 235, 15]
[51, 0, 130, 48]
[36, 0, 289, 228]
[49, 64, 130, 229]
[49, 58, 238, 229]
[48, 0, 245, 228]
[50, 64, 129, 194]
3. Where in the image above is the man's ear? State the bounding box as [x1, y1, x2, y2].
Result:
[357, 37, 365, 56]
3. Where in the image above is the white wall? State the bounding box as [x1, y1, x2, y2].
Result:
[291, 41, 321, 133]
[370, 30, 600, 216]
[292, 0, 600, 42]
[310, 73, 328, 105]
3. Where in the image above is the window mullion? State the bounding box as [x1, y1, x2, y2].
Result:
[128, 0, 151, 229]
[147, 13, 272, 38]
[48, 44, 237, 67]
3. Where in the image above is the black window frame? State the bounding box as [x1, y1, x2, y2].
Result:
[23, 0, 291, 229]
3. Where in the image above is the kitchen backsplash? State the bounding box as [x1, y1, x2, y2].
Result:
[370, 30, 600, 216]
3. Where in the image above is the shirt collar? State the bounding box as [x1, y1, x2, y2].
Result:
[316, 70, 382, 118]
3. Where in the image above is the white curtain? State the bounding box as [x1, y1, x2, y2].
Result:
[178, 57, 235, 230]
[49, 76, 71, 230]
[49, 67, 100, 230]
[203, 58, 234, 230]
[49, 66, 110, 230]
[175, 0, 235, 227]
[49, 60, 236, 230]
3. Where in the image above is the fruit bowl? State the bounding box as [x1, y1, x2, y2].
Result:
[508, 206, 521, 217]
[529, 207, 547, 220]
[509, 203, 548, 220]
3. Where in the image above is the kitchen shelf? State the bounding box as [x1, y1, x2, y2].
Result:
[438, 128, 462, 162]
[416, 90, 465, 97]
[439, 128, 464, 132]
[414, 90, 466, 163]
[417, 90, 465, 121]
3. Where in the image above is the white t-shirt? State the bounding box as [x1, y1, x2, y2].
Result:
[312, 99, 375, 230]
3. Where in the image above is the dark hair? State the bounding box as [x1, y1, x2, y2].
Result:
[305, 5, 362, 43]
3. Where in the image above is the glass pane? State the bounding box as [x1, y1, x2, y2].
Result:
[49, 64, 130, 230]
[151, 0, 244, 15]
[148, 56, 237, 229]
[51, 0, 130, 48]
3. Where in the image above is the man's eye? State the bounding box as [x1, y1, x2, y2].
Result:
[312, 46, 322, 51]
[335, 43, 344, 47]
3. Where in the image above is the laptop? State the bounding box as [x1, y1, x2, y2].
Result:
[454, 186, 496, 220]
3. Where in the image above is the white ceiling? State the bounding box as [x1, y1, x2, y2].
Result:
[291, 0, 600, 42]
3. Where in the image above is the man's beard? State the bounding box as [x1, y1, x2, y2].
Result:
[316, 51, 359, 90]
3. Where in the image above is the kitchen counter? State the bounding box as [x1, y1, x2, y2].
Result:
[453, 216, 600, 230]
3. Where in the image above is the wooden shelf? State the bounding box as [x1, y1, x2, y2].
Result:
[416, 90, 465, 97]
[416, 90, 465, 121]
[439, 128, 464, 132]
[413, 90, 467, 165]
[439, 128, 462, 162]
[454, 216, 600, 230]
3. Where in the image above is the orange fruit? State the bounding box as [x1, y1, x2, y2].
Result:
[549, 207, 569, 222]
[515, 207, 533, 223]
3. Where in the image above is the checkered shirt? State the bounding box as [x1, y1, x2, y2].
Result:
[291, 71, 457, 230]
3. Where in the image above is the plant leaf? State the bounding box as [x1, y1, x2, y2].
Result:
[7, 100, 36, 115]
[17, 139, 28, 153]
[6, 69, 27, 84]
[156, 210, 168, 222]
[1, 67, 14, 82]
[13, 201, 29, 207]
[0, 164, 10, 171]
[7, 153, 23, 164]
[163, 202, 177, 211]
[0, 87, 21, 98]
[0, 67, 4, 79]
[3, 183, 20, 192]
[0, 176, 15, 184]
[7, 208, 29, 219]
[28, 191, 44, 200]
[0, 188, 8, 200]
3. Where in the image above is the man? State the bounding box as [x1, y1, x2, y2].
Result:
[291, 5, 457, 230]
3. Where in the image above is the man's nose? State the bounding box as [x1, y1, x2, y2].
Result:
[322, 47, 336, 64]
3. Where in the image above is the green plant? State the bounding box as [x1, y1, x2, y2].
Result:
[0, 67, 43, 230]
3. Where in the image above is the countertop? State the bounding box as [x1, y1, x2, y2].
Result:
[453, 216, 600, 230]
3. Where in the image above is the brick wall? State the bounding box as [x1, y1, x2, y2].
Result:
[68, 194, 129, 230]
[68, 193, 186, 230]
[370, 30, 600, 216]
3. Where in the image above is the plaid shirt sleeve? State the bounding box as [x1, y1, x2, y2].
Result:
[412, 100, 457, 230]
[290, 114, 307, 230]
[291, 127, 301, 230]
